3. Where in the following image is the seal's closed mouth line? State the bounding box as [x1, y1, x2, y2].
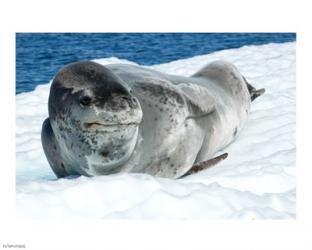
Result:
[84, 122, 138, 128]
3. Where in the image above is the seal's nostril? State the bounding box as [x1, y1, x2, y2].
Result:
[79, 96, 92, 107]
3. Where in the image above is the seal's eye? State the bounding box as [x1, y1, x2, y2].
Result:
[79, 96, 92, 107]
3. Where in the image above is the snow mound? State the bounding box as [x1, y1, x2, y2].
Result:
[16, 42, 296, 219]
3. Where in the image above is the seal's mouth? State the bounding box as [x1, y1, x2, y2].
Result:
[84, 122, 139, 129]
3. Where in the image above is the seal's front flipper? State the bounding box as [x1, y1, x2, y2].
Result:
[41, 118, 69, 178]
[181, 153, 228, 178]
[178, 83, 216, 118]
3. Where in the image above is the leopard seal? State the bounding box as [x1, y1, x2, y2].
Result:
[41, 60, 264, 179]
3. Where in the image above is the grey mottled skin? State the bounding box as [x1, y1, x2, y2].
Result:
[42, 61, 264, 179]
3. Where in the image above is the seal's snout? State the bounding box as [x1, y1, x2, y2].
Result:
[77, 86, 142, 129]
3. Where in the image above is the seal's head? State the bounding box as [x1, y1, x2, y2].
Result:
[48, 61, 143, 175]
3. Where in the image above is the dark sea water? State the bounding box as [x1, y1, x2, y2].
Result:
[16, 33, 296, 94]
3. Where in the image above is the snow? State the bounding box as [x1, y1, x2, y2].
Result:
[16, 42, 296, 219]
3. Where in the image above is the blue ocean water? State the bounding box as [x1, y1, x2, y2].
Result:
[16, 33, 296, 94]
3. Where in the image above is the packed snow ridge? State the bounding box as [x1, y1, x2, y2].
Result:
[16, 42, 296, 219]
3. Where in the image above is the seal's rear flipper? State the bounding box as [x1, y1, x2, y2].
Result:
[180, 153, 228, 178]
[250, 87, 265, 101]
[244, 76, 265, 102]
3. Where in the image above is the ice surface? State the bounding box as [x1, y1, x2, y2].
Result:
[16, 42, 296, 219]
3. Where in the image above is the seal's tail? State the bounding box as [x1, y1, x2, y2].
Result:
[243, 76, 265, 102]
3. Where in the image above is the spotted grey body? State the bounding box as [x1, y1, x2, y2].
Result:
[42, 61, 263, 178]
